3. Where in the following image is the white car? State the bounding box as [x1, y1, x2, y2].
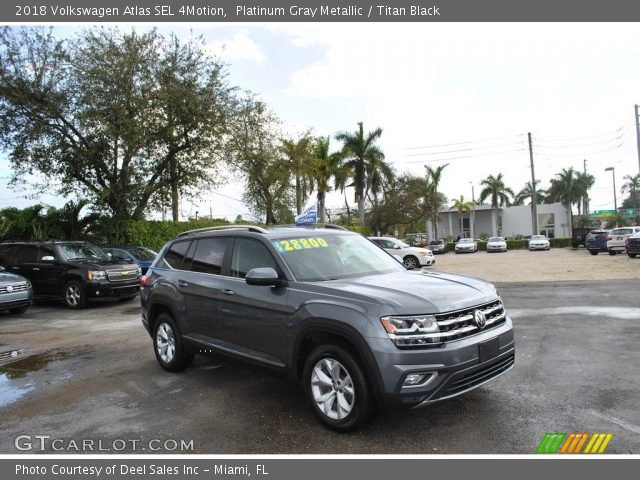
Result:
[529, 234, 550, 251]
[486, 236, 507, 253]
[369, 237, 435, 269]
[455, 238, 478, 253]
[606, 226, 640, 255]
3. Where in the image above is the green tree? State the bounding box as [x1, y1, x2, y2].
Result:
[335, 122, 385, 226]
[310, 136, 346, 224]
[451, 196, 473, 237]
[547, 167, 582, 238]
[423, 164, 448, 239]
[0, 27, 234, 222]
[479, 173, 515, 236]
[367, 174, 424, 235]
[281, 134, 314, 215]
[514, 180, 547, 206]
[226, 97, 292, 225]
[574, 171, 595, 216]
[621, 173, 640, 224]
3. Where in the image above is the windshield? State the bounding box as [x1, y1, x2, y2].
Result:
[459, 238, 473, 243]
[127, 247, 158, 261]
[531, 235, 546, 240]
[396, 240, 410, 248]
[430, 240, 443, 245]
[58, 243, 109, 262]
[272, 234, 406, 282]
[489, 237, 504, 242]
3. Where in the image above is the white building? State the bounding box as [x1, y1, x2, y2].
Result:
[430, 202, 570, 239]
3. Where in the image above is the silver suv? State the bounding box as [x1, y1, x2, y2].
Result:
[0, 266, 32, 314]
[141, 225, 514, 431]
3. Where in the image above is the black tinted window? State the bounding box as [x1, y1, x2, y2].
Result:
[164, 241, 191, 270]
[231, 238, 278, 278]
[191, 238, 228, 275]
[0, 245, 18, 266]
[17, 245, 39, 263]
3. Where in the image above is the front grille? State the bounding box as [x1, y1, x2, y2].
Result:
[433, 299, 506, 342]
[437, 353, 515, 399]
[0, 284, 28, 295]
[106, 269, 138, 282]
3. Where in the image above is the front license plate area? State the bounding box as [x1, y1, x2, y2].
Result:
[479, 337, 500, 363]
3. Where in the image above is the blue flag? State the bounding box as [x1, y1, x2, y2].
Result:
[295, 199, 317, 226]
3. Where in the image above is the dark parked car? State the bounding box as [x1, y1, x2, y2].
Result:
[586, 230, 610, 255]
[429, 239, 447, 254]
[141, 225, 514, 431]
[571, 227, 594, 248]
[0, 266, 33, 314]
[103, 246, 158, 274]
[626, 231, 640, 258]
[0, 241, 141, 309]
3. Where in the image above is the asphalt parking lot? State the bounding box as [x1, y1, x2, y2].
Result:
[1, 275, 639, 453]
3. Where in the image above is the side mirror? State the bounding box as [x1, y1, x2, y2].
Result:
[106, 252, 113, 258]
[41, 256, 55, 262]
[392, 244, 401, 249]
[245, 267, 285, 287]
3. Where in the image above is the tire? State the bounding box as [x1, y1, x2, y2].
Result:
[303, 343, 375, 432]
[153, 313, 194, 372]
[629, 253, 637, 258]
[64, 280, 87, 309]
[590, 250, 598, 255]
[403, 256, 419, 269]
[608, 250, 616, 256]
[9, 306, 28, 314]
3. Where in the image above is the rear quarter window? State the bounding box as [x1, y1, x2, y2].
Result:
[163, 241, 192, 270]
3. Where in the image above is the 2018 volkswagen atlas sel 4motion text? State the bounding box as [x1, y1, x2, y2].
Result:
[141, 225, 515, 431]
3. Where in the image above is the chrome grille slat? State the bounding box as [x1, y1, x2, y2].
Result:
[432, 300, 506, 342]
[0, 284, 28, 295]
[106, 270, 138, 282]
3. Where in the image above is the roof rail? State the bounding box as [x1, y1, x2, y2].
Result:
[322, 224, 348, 231]
[177, 225, 268, 237]
[269, 223, 349, 231]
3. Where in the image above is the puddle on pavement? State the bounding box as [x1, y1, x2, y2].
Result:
[0, 349, 85, 408]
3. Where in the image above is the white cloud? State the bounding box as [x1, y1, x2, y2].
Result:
[204, 32, 265, 63]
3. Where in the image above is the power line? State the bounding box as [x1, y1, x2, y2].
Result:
[405, 134, 525, 150]
[403, 147, 527, 164]
[405, 140, 527, 157]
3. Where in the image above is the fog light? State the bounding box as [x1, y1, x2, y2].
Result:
[403, 373, 428, 386]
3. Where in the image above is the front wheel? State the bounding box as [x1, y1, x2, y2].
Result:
[9, 306, 28, 314]
[403, 256, 419, 269]
[608, 250, 616, 256]
[153, 313, 194, 372]
[629, 253, 637, 258]
[590, 250, 598, 255]
[64, 280, 87, 309]
[303, 344, 375, 432]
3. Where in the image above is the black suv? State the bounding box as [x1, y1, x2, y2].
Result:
[0, 241, 141, 308]
[141, 225, 514, 431]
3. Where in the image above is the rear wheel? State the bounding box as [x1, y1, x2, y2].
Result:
[629, 253, 637, 258]
[608, 250, 616, 256]
[153, 313, 194, 372]
[9, 306, 28, 314]
[590, 250, 598, 255]
[403, 256, 419, 269]
[303, 344, 375, 432]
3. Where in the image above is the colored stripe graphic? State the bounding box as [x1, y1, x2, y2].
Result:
[538, 432, 612, 454]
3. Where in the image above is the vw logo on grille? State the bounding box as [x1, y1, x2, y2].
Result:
[6, 285, 14, 293]
[473, 309, 486, 329]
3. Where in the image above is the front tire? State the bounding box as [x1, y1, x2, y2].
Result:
[403, 256, 419, 269]
[608, 250, 616, 256]
[590, 250, 598, 255]
[9, 306, 28, 314]
[629, 253, 637, 258]
[64, 280, 87, 309]
[153, 313, 194, 372]
[303, 344, 374, 432]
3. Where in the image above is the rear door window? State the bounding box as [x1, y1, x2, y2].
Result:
[190, 238, 228, 275]
[17, 245, 39, 264]
[164, 241, 192, 270]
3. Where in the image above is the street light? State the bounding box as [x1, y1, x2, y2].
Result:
[605, 167, 617, 227]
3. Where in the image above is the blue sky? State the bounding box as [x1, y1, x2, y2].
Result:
[2, 23, 639, 219]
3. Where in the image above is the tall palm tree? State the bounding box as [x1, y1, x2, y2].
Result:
[479, 173, 515, 236]
[451, 196, 473, 237]
[547, 167, 582, 238]
[622, 173, 640, 224]
[514, 180, 547, 206]
[311, 136, 346, 223]
[335, 122, 385, 226]
[574, 171, 595, 216]
[281, 135, 314, 215]
[423, 164, 448, 238]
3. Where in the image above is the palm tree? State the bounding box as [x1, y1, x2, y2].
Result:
[335, 122, 385, 226]
[514, 180, 547, 206]
[479, 173, 515, 236]
[547, 167, 582, 237]
[574, 171, 595, 216]
[423, 164, 448, 239]
[310, 136, 346, 223]
[281, 135, 314, 215]
[451, 196, 473, 237]
[622, 173, 640, 224]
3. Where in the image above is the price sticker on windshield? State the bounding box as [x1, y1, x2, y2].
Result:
[272, 237, 329, 253]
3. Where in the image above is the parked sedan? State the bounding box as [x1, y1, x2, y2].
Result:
[0, 266, 33, 314]
[528, 235, 551, 251]
[626, 231, 640, 258]
[429, 239, 447, 254]
[369, 237, 435, 269]
[455, 238, 478, 253]
[486, 236, 507, 253]
[103, 246, 158, 274]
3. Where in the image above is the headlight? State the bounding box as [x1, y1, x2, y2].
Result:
[418, 252, 426, 256]
[380, 315, 441, 347]
[88, 270, 106, 281]
[136, 266, 142, 277]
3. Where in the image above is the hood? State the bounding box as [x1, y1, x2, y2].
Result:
[0, 271, 28, 283]
[322, 270, 498, 314]
[408, 247, 432, 254]
[69, 259, 139, 271]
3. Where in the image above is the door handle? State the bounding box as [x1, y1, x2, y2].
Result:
[222, 289, 235, 296]
[32, 268, 40, 271]
[177, 280, 189, 288]
[12, 266, 19, 270]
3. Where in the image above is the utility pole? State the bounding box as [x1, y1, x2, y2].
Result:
[635, 104, 640, 173]
[528, 132, 538, 235]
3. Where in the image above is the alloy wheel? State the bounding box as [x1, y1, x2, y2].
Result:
[311, 358, 355, 420]
[156, 322, 176, 364]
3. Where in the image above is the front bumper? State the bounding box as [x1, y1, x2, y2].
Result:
[487, 245, 507, 252]
[529, 244, 549, 250]
[85, 280, 140, 299]
[367, 316, 515, 412]
[418, 256, 436, 266]
[455, 247, 475, 253]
